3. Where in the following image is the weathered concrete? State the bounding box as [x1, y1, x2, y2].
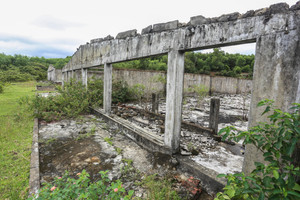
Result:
[164, 50, 185, 152]
[152, 20, 179, 33]
[104, 63, 112, 114]
[151, 93, 159, 113]
[92, 107, 172, 154]
[62, 8, 300, 72]
[116, 29, 137, 39]
[88, 69, 252, 95]
[81, 68, 87, 88]
[59, 2, 300, 172]
[209, 98, 220, 135]
[28, 118, 39, 198]
[243, 28, 300, 175]
[47, 65, 62, 83]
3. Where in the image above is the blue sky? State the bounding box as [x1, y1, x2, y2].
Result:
[0, 0, 297, 58]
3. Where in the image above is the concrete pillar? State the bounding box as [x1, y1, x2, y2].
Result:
[243, 30, 300, 175]
[71, 70, 74, 80]
[209, 98, 220, 135]
[62, 72, 65, 88]
[104, 63, 112, 114]
[164, 50, 185, 153]
[81, 68, 87, 89]
[151, 93, 159, 113]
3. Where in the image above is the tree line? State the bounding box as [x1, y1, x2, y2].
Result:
[114, 48, 255, 79]
[0, 53, 70, 82]
[0, 48, 254, 83]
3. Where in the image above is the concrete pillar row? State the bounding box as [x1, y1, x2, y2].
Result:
[164, 50, 185, 153]
[104, 63, 113, 114]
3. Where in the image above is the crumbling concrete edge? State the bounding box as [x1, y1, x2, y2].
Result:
[91, 107, 226, 196]
[176, 155, 226, 196]
[91, 107, 172, 154]
[28, 118, 40, 198]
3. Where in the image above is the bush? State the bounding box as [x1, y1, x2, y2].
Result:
[32, 80, 89, 121]
[0, 82, 3, 93]
[28, 78, 134, 122]
[28, 170, 133, 200]
[215, 100, 300, 200]
[112, 79, 133, 104]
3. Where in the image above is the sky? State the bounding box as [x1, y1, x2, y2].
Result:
[0, 0, 298, 58]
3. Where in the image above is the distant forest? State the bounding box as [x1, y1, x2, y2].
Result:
[114, 48, 254, 78]
[0, 48, 254, 82]
[0, 54, 71, 82]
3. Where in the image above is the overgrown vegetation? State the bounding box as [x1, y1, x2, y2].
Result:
[0, 53, 70, 82]
[215, 100, 300, 200]
[113, 48, 254, 78]
[138, 174, 181, 200]
[0, 82, 36, 199]
[27, 78, 134, 122]
[28, 170, 134, 200]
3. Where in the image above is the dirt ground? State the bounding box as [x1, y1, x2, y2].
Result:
[39, 115, 213, 199]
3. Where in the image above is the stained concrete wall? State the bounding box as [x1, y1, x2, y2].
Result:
[87, 69, 252, 94]
[47, 65, 62, 83]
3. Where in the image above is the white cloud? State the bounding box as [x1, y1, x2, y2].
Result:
[0, 0, 297, 57]
[32, 15, 85, 31]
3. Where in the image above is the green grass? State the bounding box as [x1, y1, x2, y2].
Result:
[0, 82, 36, 199]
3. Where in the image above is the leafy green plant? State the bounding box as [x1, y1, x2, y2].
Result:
[116, 147, 123, 155]
[104, 137, 113, 146]
[112, 79, 132, 104]
[130, 84, 145, 107]
[28, 170, 134, 200]
[188, 84, 209, 107]
[215, 100, 300, 200]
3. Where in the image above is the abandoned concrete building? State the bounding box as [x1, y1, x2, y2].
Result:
[41, 1, 300, 197]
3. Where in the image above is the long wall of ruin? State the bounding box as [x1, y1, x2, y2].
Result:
[61, 2, 300, 175]
[84, 69, 252, 94]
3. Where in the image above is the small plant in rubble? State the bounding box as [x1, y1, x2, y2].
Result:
[215, 100, 300, 200]
[131, 83, 145, 108]
[188, 84, 209, 108]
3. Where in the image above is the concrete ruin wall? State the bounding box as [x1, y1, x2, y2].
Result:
[61, 2, 300, 175]
[86, 69, 252, 94]
[47, 65, 62, 83]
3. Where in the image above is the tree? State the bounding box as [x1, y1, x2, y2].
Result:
[215, 100, 300, 200]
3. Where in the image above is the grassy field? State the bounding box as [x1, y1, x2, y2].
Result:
[0, 82, 36, 199]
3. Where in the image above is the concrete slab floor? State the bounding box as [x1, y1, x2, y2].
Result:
[38, 115, 213, 199]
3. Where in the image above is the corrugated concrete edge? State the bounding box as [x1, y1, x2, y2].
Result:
[28, 118, 39, 198]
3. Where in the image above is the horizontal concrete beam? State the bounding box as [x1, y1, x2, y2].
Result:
[62, 10, 299, 72]
[91, 107, 172, 154]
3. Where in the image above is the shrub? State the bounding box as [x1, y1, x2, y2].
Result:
[188, 84, 209, 107]
[29, 78, 134, 121]
[28, 170, 133, 200]
[112, 79, 132, 104]
[215, 100, 300, 200]
[0, 82, 4, 93]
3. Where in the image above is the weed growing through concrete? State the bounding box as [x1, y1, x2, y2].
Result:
[104, 137, 113, 146]
[137, 174, 181, 200]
